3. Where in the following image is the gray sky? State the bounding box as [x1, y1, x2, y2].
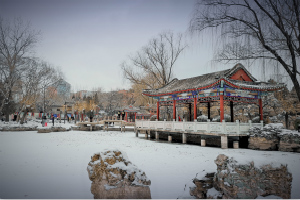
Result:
[0, 0, 259, 92]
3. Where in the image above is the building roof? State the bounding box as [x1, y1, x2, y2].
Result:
[143, 63, 284, 96]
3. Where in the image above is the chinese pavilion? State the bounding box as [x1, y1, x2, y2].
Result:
[142, 64, 284, 122]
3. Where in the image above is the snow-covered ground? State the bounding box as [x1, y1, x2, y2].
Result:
[0, 121, 300, 199]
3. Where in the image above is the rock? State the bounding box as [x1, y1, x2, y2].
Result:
[87, 149, 151, 199]
[248, 126, 280, 150]
[37, 128, 51, 133]
[278, 132, 300, 152]
[248, 137, 279, 150]
[248, 124, 300, 152]
[190, 173, 216, 199]
[1, 126, 38, 131]
[51, 127, 68, 132]
[190, 154, 292, 199]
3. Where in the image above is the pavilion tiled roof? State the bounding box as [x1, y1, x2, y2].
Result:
[143, 63, 285, 96]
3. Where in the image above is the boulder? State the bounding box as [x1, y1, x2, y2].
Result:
[248, 126, 280, 150]
[248, 137, 279, 150]
[248, 124, 300, 152]
[190, 154, 292, 199]
[87, 149, 151, 199]
[37, 128, 51, 133]
[190, 173, 217, 199]
[278, 132, 300, 152]
[51, 127, 68, 132]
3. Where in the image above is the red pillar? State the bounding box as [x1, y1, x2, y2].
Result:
[220, 93, 224, 122]
[135, 112, 136, 120]
[157, 101, 159, 121]
[173, 100, 176, 120]
[125, 112, 128, 122]
[259, 98, 263, 121]
[207, 102, 211, 120]
[194, 97, 197, 121]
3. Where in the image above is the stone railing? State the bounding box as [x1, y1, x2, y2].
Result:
[135, 119, 263, 135]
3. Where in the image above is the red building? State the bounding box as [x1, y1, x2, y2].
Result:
[142, 64, 284, 122]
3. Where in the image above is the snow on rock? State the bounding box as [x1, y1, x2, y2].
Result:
[190, 172, 215, 199]
[206, 187, 222, 199]
[197, 115, 208, 122]
[248, 123, 300, 152]
[87, 149, 151, 199]
[190, 154, 292, 199]
[265, 123, 284, 129]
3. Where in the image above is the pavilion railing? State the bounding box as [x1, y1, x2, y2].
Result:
[135, 119, 263, 135]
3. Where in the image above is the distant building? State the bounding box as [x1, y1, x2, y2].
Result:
[56, 79, 71, 98]
[117, 90, 128, 95]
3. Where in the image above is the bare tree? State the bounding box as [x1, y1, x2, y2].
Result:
[121, 31, 187, 89]
[0, 17, 39, 119]
[12, 59, 61, 123]
[190, 0, 300, 101]
[39, 64, 62, 114]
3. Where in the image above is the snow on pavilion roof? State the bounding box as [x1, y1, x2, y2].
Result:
[143, 63, 285, 96]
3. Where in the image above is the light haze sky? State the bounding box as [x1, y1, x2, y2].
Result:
[0, 0, 267, 92]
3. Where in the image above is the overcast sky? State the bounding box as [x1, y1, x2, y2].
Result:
[0, 0, 267, 92]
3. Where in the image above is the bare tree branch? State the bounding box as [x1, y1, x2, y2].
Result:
[121, 31, 187, 92]
[190, 0, 300, 101]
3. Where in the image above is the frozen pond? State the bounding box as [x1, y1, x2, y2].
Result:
[0, 130, 300, 199]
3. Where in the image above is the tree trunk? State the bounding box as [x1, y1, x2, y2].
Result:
[285, 112, 289, 129]
[16, 114, 20, 122]
[290, 75, 300, 102]
[20, 110, 27, 124]
[5, 113, 9, 122]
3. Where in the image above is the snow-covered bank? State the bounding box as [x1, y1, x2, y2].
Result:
[0, 120, 75, 129]
[0, 130, 299, 199]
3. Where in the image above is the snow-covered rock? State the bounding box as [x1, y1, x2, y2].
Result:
[197, 115, 208, 122]
[248, 123, 300, 152]
[87, 149, 151, 199]
[190, 154, 292, 199]
[213, 154, 292, 199]
[212, 114, 231, 122]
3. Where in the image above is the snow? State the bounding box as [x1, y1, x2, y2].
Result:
[265, 123, 284, 129]
[207, 187, 222, 198]
[102, 149, 150, 185]
[0, 120, 74, 129]
[0, 122, 300, 199]
[281, 129, 300, 136]
[256, 195, 283, 199]
[224, 181, 230, 186]
[104, 184, 118, 190]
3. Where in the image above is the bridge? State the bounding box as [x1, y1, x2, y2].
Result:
[135, 119, 263, 149]
[76, 120, 134, 132]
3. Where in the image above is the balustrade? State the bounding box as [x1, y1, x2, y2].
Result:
[135, 119, 263, 135]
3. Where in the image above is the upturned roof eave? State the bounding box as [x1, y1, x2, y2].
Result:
[142, 78, 285, 97]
